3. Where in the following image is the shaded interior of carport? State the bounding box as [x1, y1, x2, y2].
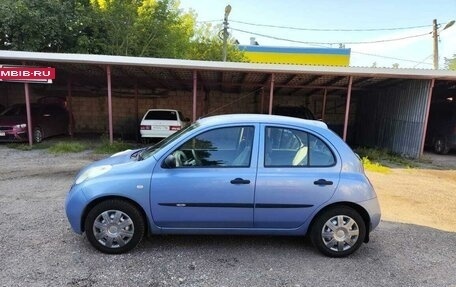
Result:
[1, 51, 455, 158]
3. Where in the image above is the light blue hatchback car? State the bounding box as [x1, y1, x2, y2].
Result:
[65, 114, 381, 257]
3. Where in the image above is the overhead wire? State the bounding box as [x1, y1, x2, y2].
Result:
[351, 51, 433, 66]
[230, 27, 432, 45]
[229, 28, 434, 66]
[412, 55, 434, 68]
[230, 19, 434, 32]
[199, 18, 442, 66]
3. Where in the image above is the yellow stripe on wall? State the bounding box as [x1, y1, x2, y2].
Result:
[244, 52, 350, 66]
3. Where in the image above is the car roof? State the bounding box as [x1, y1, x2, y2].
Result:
[145, 109, 180, 112]
[197, 114, 328, 129]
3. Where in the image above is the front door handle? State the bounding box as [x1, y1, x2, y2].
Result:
[313, 179, 333, 186]
[230, 178, 251, 184]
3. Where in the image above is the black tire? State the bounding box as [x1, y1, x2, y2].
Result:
[33, 127, 43, 143]
[310, 206, 366, 258]
[84, 199, 145, 254]
[434, 137, 449, 154]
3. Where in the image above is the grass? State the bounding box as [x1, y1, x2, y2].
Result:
[361, 156, 390, 173]
[6, 142, 52, 151]
[5, 135, 135, 155]
[48, 141, 88, 153]
[94, 140, 134, 154]
[355, 147, 418, 171]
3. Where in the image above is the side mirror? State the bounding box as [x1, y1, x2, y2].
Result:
[163, 154, 176, 168]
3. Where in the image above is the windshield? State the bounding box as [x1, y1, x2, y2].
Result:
[140, 122, 199, 160]
[1, 105, 26, 116]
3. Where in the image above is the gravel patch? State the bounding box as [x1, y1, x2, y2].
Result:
[0, 146, 455, 287]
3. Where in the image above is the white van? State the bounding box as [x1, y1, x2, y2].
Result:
[140, 109, 188, 139]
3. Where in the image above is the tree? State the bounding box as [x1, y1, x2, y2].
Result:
[444, 55, 456, 70]
[186, 23, 248, 62]
[88, 0, 197, 58]
[0, 0, 246, 61]
[1, 0, 76, 52]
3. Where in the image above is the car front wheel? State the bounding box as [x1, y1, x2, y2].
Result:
[84, 199, 145, 254]
[33, 127, 43, 143]
[310, 206, 366, 257]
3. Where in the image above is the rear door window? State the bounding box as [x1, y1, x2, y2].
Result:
[265, 127, 335, 167]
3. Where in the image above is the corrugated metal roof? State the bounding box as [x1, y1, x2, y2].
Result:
[1, 50, 456, 80]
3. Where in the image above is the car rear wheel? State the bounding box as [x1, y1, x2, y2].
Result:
[310, 206, 366, 257]
[434, 137, 449, 154]
[33, 127, 43, 143]
[85, 199, 145, 254]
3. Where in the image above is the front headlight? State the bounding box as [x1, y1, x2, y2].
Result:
[75, 165, 112, 185]
[111, 149, 132, 157]
[14, 124, 27, 129]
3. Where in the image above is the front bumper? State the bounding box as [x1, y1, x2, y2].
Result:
[65, 184, 88, 234]
[0, 128, 27, 142]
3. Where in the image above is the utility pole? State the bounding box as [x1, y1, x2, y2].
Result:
[432, 19, 439, 69]
[222, 5, 231, 62]
[432, 19, 455, 70]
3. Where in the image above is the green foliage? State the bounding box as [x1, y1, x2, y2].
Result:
[361, 156, 390, 173]
[356, 147, 417, 168]
[0, 0, 246, 61]
[445, 54, 456, 70]
[48, 142, 88, 153]
[0, 0, 96, 53]
[6, 142, 51, 151]
[186, 23, 248, 62]
[94, 140, 134, 154]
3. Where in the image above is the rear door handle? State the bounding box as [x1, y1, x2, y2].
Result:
[313, 179, 333, 186]
[230, 178, 251, 184]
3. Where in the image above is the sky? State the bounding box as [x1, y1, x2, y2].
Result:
[179, 0, 456, 69]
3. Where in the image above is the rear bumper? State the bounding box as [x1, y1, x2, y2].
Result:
[359, 197, 381, 232]
[140, 130, 175, 138]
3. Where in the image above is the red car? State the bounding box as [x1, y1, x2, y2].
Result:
[0, 102, 69, 143]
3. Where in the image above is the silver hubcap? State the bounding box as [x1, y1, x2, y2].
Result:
[435, 140, 444, 152]
[93, 210, 134, 248]
[34, 129, 42, 142]
[321, 215, 359, 252]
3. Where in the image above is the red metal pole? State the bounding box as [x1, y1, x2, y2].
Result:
[107, 65, 113, 144]
[342, 76, 353, 141]
[135, 81, 139, 142]
[193, 70, 197, 122]
[420, 79, 435, 156]
[24, 83, 33, 146]
[67, 79, 74, 137]
[268, 73, 275, 115]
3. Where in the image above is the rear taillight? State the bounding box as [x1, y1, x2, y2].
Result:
[140, 125, 151, 130]
[169, 126, 181, 131]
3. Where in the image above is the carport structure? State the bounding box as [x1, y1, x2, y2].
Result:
[1, 50, 455, 158]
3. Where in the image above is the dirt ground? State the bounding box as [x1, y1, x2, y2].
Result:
[366, 151, 456, 232]
[0, 146, 455, 286]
